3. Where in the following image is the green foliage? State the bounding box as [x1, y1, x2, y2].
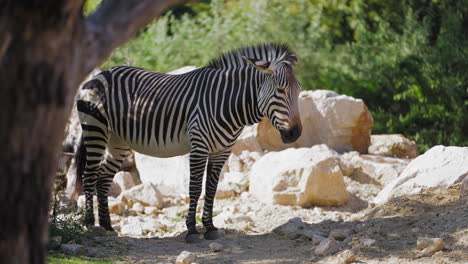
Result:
[103, 0, 468, 152]
[47, 254, 115, 264]
[49, 210, 88, 244]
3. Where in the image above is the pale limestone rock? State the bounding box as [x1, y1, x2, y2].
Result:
[209, 242, 224, 252]
[227, 150, 262, 174]
[340, 152, 410, 186]
[375, 146, 468, 204]
[460, 175, 468, 200]
[416, 237, 445, 257]
[120, 224, 143, 236]
[144, 206, 158, 215]
[221, 172, 249, 193]
[109, 171, 136, 197]
[315, 238, 341, 256]
[231, 125, 263, 156]
[215, 182, 236, 199]
[108, 197, 125, 214]
[176, 251, 197, 264]
[369, 134, 419, 158]
[256, 90, 372, 153]
[337, 250, 357, 264]
[250, 145, 349, 206]
[135, 153, 191, 197]
[360, 238, 377, 247]
[131, 202, 144, 213]
[118, 183, 164, 208]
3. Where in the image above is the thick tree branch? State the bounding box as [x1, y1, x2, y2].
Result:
[82, 0, 191, 75]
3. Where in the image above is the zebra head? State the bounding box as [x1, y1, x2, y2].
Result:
[243, 48, 302, 144]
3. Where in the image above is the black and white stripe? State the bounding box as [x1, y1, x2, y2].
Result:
[75, 43, 302, 241]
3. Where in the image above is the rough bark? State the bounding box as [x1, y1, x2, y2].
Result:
[0, 0, 189, 263]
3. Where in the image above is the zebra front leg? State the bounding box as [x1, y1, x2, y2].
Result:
[185, 147, 208, 243]
[203, 151, 230, 240]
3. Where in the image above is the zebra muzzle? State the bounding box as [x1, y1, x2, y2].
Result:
[279, 124, 302, 144]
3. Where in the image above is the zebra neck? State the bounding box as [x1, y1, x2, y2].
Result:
[226, 68, 264, 127]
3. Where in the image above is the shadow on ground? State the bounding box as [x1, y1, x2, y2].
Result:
[84, 191, 467, 264]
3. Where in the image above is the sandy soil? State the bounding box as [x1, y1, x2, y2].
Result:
[80, 182, 468, 264]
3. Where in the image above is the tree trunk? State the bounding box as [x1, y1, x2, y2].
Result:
[0, 3, 83, 263]
[0, 0, 189, 262]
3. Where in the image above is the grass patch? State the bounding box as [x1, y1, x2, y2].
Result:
[47, 254, 116, 264]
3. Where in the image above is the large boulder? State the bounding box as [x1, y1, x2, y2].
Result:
[249, 145, 349, 206]
[231, 125, 263, 156]
[340, 152, 411, 186]
[134, 153, 192, 197]
[118, 182, 164, 208]
[374, 145, 468, 204]
[368, 134, 419, 158]
[255, 90, 373, 153]
[109, 171, 136, 197]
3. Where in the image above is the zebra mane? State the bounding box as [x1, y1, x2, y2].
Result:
[206, 43, 297, 70]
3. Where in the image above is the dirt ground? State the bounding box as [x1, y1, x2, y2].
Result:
[81, 182, 468, 264]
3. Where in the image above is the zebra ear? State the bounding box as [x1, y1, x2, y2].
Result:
[242, 56, 274, 73]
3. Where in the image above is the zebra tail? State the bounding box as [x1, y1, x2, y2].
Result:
[75, 136, 86, 194]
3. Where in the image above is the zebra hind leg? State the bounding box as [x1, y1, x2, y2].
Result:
[81, 133, 108, 228]
[185, 147, 209, 243]
[97, 136, 130, 231]
[202, 151, 230, 240]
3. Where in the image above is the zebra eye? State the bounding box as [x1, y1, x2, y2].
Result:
[276, 87, 285, 94]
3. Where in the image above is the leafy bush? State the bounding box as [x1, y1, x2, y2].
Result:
[102, 0, 468, 152]
[49, 210, 87, 244]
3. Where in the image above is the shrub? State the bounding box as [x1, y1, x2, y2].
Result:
[102, 0, 468, 152]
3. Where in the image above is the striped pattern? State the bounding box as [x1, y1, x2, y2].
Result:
[76, 43, 302, 239]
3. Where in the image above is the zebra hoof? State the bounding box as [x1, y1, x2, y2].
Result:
[185, 233, 201, 243]
[204, 230, 221, 240]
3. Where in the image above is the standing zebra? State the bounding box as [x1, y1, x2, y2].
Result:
[75, 43, 302, 242]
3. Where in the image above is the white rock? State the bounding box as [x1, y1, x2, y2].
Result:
[176, 251, 197, 264]
[416, 237, 445, 257]
[132, 202, 144, 213]
[135, 153, 192, 197]
[120, 221, 144, 236]
[460, 175, 468, 200]
[256, 90, 373, 153]
[337, 249, 357, 264]
[375, 146, 468, 204]
[340, 152, 410, 186]
[144, 206, 158, 215]
[215, 182, 236, 199]
[221, 172, 250, 193]
[250, 145, 349, 206]
[315, 238, 341, 256]
[227, 150, 263, 174]
[61, 244, 86, 255]
[360, 238, 377, 247]
[231, 125, 264, 156]
[109, 171, 136, 197]
[118, 182, 164, 208]
[209, 242, 224, 252]
[369, 134, 419, 158]
[108, 197, 125, 214]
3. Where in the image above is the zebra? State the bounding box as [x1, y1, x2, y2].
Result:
[75, 43, 302, 242]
